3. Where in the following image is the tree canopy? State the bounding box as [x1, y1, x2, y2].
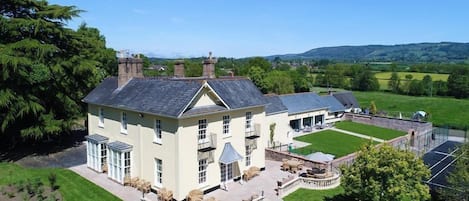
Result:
[341, 143, 431, 201]
[0, 0, 115, 144]
[447, 66, 469, 99]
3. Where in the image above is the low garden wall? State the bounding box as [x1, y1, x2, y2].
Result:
[344, 113, 432, 135]
[265, 148, 327, 169]
[277, 169, 341, 198]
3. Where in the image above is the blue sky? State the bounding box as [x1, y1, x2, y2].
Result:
[50, 0, 469, 58]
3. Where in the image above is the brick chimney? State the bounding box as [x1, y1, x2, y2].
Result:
[173, 60, 185, 78]
[118, 54, 143, 88]
[202, 52, 216, 78]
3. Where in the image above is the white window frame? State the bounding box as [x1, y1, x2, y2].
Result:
[155, 158, 163, 187]
[98, 108, 104, 128]
[198, 159, 207, 184]
[154, 119, 162, 144]
[245, 112, 252, 130]
[245, 146, 251, 167]
[220, 163, 233, 182]
[124, 152, 131, 178]
[222, 115, 230, 136]
[108, 149, 131, 184]
[198, 119, 207, 143]
[86, 141, 107, 172]
[121, 112, 127, 134]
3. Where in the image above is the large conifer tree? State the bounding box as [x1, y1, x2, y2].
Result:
[0, 0, 115, 144]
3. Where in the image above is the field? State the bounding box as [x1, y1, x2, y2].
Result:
[283, 187, 344, 201]
[0, 163, 121, 201]
[375, 72, 449, 90]
[335, 121, 406, 140]
[292, 130, 377, 157]
[353, 91, 469, 129]
[375, 72, 449, 81]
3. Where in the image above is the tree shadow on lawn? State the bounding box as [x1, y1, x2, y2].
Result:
[324, 194, 353, 201]
[0, 129, 87, 168]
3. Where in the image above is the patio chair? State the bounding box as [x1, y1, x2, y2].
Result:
[281, 162, 290, 171]
[157, 188, 174, 201]
[290, 166, 298, 174]
[123, 176, 131, 186]
[186, 189, 204, 201]
[130, 177, 140, 188]
[101, 163, 108, 173]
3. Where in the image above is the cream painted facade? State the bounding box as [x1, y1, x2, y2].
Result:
[87, 102, 267, 201]
[265, 112, 292, 146]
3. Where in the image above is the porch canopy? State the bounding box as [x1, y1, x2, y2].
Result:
[219, 142, 243, 164]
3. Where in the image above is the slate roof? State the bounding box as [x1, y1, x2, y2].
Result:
[85, 134, 108, 144]
[321, 95, 346, 113]
[107, 141, 133, 152]
[332, 91, 360, 109]
[83, 77, 265, 118]
[279, 92, 329, 115]
[207, 79, 266, 109]
[264, 95, 288, 115]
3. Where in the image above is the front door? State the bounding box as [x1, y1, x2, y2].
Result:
[220, 163, 233, 182]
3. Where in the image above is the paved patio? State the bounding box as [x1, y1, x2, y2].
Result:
[206, 160, 294, 201]
[69, 164, 159, 201]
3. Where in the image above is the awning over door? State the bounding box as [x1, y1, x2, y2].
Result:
[219, 142, 243, 164]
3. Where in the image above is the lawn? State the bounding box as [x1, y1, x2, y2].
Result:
[353, 91, 469, 129]
[375, 72, 449, 81]
[335, 121, 406, 140]
[0, 163, 121, 201]
[292, 130, 377, 157]
[375, 72, 449, 90]
[283, 187, 344, 201]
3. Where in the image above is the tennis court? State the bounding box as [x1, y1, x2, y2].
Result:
[422, 141, 462, 189]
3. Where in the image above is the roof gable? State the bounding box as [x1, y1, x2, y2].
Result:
[332, 91, 360, 108]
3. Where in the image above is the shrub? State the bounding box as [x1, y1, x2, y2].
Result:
[48, 172, 58, 191]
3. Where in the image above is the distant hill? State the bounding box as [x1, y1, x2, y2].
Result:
[266, 42, 469, 63]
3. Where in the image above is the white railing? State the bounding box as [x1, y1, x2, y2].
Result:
[198, 133, 217, 151]
[277, 169, 341, 198]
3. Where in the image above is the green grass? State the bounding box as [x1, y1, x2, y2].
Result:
[283, 187, 344, 201]
[335, 121, 406, 140]
[0, 163, 121, 201]
[375, 72, 449, 90]
[375, 72, 449, 81]
[292, 130, 377, 157]
[353, 91, 469, 129]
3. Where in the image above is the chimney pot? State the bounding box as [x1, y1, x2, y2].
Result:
[174, 60, 185, 78]
[202, 52, 216, 78]
[118, 57, 143, 88]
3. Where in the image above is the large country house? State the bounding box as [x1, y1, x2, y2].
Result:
[83, 54, 350, 200]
